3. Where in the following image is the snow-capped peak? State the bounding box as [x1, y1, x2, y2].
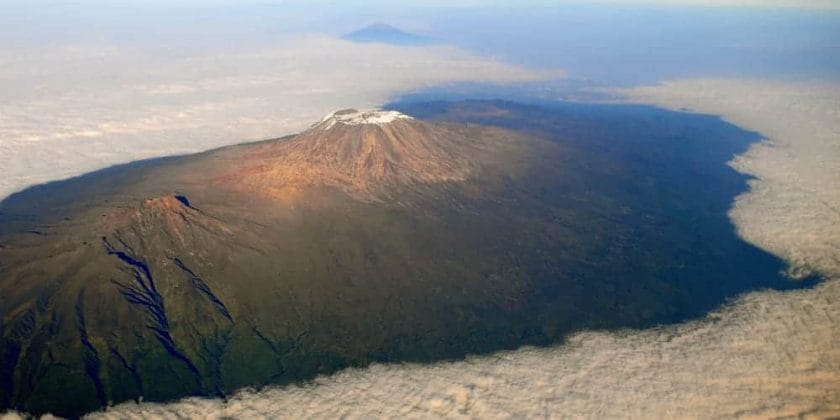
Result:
[314, 109, 413, 130]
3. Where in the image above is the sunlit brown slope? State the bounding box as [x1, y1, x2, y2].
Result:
[209, 109, 527, 202]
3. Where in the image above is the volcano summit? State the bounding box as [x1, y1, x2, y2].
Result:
[219, 108, 524, 201]
[0, 101, 802, 417]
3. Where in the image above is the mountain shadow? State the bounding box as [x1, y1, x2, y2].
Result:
[342, 23, 435, 46]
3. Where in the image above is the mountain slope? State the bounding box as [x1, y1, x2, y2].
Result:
[213, 109, 527, 201]
[0, 102, 802, 417]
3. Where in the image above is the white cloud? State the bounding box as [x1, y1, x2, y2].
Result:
[0, 36, 552, 200]
[73, 79, 840, 419]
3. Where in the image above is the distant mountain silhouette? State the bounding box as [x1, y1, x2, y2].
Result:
[342, 23, 434, 45]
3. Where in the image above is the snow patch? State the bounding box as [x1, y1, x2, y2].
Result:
[315, 109, 413, 129]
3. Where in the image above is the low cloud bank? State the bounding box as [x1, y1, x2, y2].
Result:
[0, 36, 550, 200]
[63, 79, 838, 418]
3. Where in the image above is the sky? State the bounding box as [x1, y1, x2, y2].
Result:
[0, 0, 839, 417]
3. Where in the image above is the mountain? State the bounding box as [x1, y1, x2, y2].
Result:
[341, 23, 433, 46]
[0, 106, 538, 417]
[0, 101, 800, 417]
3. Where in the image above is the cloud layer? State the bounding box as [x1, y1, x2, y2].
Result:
[0, 37, 549, 200]
[56, 80, 836, 419]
